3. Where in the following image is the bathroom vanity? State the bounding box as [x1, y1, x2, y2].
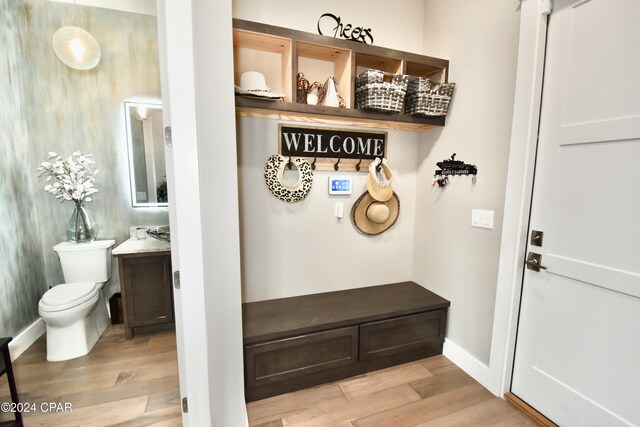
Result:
[112, 238, 173, 339]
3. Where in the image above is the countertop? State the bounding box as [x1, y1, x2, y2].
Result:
[112, 237, 171, 256]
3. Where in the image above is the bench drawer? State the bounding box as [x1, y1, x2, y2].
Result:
[245, 326, 358, 388]
[359, 310, 447, 361]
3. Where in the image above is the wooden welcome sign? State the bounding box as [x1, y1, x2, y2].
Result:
[279, 125, 387, 172]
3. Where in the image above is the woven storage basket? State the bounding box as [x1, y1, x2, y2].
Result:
[356, 70, 410, 113]
[405, 78, 455, 117]
[356, 69, 384, 86]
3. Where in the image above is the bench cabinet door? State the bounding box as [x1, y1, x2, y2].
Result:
[359, 310, 447, 362]
[245, 326, 358, 388]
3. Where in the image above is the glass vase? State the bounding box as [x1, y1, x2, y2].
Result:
[67, 204, 96, 243]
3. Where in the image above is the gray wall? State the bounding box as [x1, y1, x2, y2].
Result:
[414, 0, 520, 364]
[0, 0, 167, 338]
[0, 1, 47, 339]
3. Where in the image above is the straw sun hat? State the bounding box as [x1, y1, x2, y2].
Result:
[366, 157, 393, 202]
[352, 157, 399, 235]
[351, 191, 400, 236]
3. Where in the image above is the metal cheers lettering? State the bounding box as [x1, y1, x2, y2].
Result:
[317, 13, 374, 45]
[279, 125, 386, 160]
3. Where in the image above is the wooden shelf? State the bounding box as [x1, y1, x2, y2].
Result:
[233, 19, 450, 131]
[235, 96, 444, 131]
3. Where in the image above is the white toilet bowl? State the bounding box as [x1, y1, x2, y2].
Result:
[39, 281, 108, 362]
[40, 239, 115, 362]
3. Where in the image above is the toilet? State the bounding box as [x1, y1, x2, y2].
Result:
[39, 239, 115, 362]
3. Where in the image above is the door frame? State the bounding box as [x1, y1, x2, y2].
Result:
[158, 0, 249, 425]
[487, 0, 551, 397]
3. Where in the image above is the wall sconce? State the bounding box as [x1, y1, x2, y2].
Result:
[52, 2, 101, 71]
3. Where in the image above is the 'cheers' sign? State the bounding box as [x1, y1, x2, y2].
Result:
[317, 13, 374, 45]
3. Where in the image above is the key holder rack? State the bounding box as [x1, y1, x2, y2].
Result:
[433, 153, 477, 187]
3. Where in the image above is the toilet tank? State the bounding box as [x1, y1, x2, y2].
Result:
[53, 240, 116, 283]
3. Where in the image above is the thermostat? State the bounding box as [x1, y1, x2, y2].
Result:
[328, 176, 352, 195]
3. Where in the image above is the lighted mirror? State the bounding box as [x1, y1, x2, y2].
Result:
[124, 101, 167, 207]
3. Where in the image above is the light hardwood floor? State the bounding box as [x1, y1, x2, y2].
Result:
[247, 356, 538, 427]
[0, 325, 181, 427]
[1, 326, 536, 426]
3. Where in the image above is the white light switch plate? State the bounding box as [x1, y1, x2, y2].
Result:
[471, 209, 494, 229]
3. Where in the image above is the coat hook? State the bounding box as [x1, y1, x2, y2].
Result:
[334, 158, 341, 171]
[355, 159, 362, 172]
[287, 156, 293, 170]
[311, 157, 317, 170]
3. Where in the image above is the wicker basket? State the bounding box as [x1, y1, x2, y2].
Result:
[356, 69, 384, 86]
[405, 78, 455, 117]
[356, 70, 410, 113]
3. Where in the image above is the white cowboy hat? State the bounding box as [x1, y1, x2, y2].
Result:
[235, 71, 285, 99]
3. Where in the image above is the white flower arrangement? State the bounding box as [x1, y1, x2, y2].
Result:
[37, 151, 100, 205]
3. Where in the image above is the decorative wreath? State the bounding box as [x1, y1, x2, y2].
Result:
[264, 155, 313, 203]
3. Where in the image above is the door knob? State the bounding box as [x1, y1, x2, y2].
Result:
[525, 252, 548, 271]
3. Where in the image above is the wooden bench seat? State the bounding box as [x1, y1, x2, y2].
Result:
[242, 281, 450, 402]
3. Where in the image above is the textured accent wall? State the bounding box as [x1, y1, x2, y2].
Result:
[0, 1, 47, 339]
[0, 0, 167, 338]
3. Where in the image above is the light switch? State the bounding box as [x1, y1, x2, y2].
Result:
[471, 209, 494, 229]
[335, 202, 344, 218]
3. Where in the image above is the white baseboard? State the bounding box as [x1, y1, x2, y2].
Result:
[443, 338, 495, 395]
[7, 318, 45, 362]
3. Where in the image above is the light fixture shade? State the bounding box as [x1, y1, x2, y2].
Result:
[52, 26, 101, 70]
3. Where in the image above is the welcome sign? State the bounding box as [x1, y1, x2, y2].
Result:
[279, 125, 387, 160]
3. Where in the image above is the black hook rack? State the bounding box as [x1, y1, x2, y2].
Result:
[334, 158, 341, 171]
[355, 159, 362, 172]
[434, 153, 477, 177]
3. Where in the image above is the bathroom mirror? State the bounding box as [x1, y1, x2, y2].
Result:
[124, 101, 167, 207]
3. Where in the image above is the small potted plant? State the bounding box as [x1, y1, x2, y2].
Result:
[37, 151, 100, 243]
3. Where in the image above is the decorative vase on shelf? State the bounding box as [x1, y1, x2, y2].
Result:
[67, 203, 95, 243]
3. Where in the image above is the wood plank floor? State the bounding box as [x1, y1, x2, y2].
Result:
[0, 325, 181, 427]
[247, 356, 538, 427]
[1, 326, 536, 426]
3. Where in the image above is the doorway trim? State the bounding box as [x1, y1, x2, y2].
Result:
[486, 0, 551, 397]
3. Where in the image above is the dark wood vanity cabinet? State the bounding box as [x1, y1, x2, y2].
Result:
[242, 281, 449, 402]
[117, 252, 174, 339]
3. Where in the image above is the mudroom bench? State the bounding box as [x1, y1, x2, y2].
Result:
[242, 281, 450, 401]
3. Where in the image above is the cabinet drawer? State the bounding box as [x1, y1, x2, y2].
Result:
[359, 310, 447, 361]
[245, 326, 358, 388]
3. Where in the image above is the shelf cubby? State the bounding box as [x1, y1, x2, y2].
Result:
[296, 41, 352, 107]
[233, 29, 292, 102]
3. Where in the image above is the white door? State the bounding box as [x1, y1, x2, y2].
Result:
[511, 1, 640, 426]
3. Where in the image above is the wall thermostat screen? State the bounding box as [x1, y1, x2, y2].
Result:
[329, 176, 352, 194]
